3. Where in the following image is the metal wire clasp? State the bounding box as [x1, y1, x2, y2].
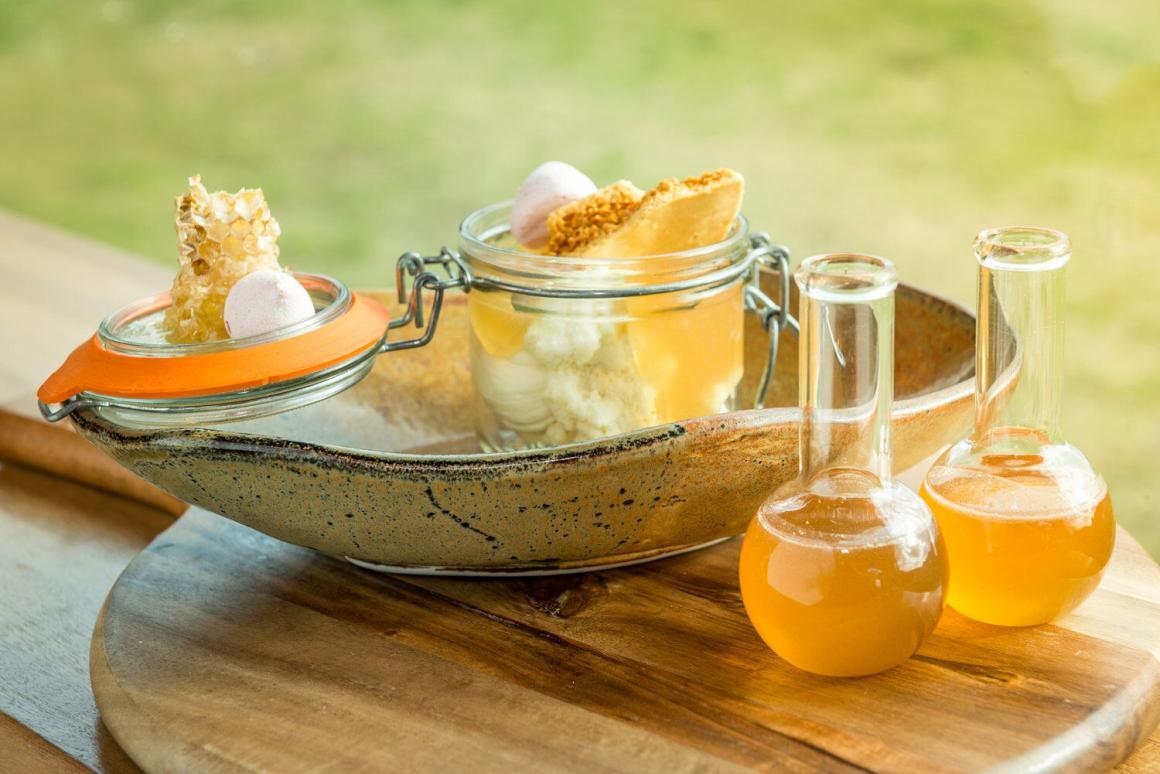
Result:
[381, 247, 472, 353]
[743, 233, 796, 409]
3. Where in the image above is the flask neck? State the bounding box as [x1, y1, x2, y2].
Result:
[796, 254, 896, 484]
[974, 227, 1069, 447]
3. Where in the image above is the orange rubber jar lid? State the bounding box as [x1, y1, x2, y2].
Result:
[39, 273, 391, 425]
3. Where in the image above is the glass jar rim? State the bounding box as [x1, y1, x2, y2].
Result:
[795, 252, 898, 302]
[99, 272, 351, 357]
[974, 226, 1071, 272]
[458, 200, 753, 296]
[78, 350, 378, 428]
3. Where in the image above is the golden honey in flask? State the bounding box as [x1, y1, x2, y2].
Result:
[739, 254, 946, 677]
[920, 228, 1115, 627]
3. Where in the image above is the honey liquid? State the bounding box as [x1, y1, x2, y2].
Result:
[920, 457, 1115, 626]
[626, 283, 744, 420]
[739, 480, 946, 677]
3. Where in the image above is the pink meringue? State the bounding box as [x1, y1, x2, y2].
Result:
[223, 269, 315, 338]
[510, 161, 597, 249]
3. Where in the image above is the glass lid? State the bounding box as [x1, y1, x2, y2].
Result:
[38, 273, 392, 426]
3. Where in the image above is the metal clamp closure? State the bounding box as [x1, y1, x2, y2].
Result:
[743, 233, 796, 409]
[39, 395, 106, 422]
[382, 247, 472, 353]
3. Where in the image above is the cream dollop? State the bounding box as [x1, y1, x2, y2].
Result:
[223, 269, 315, 338]
[510, 161, 597, 249]
[472, 297, 658, 447]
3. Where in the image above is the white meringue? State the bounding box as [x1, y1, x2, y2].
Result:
[510, 161, 597, 249]
[223, 269, 315, 338]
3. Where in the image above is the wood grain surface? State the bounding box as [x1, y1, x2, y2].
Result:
[92, 508, 1160, 773]
[0, 461, 164, 773]
[0, 209, 175, 771]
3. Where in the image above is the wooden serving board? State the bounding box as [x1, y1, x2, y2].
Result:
[92, 509, 1160, 772]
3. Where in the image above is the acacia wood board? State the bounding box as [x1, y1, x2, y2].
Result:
[91, 508, 1160, 772]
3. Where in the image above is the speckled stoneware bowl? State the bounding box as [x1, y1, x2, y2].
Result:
[70, 271, 976, 575]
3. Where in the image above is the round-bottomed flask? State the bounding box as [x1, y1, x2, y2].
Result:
[920, 227, 1115, 626]
[739, 254, 946, 677]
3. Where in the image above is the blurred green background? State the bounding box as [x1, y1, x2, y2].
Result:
[2, 0, 1157, 553]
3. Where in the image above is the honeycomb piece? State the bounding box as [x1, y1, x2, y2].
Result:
[162, 175, 284, 343]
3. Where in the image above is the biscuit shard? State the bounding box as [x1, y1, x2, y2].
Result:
[545, 180, 645, 256]
[545, 169, 743, 258]
[162, 175, 283, 343]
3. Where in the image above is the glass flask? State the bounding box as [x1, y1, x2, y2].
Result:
[920, 227, 1115, 626]
[739, 253, 946, 677]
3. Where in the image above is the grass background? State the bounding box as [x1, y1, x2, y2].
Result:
[2, 0, 1157, 553]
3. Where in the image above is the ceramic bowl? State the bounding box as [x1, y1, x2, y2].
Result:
[71, 272, 976, 575]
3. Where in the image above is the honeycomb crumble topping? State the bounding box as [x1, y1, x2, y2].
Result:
[162, 176, 284, 343]
[545, 181, 644, 256]
[544, 168, 743, 258]
[640, 168, 736, 208]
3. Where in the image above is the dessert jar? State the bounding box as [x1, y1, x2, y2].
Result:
[41, 203, 790, 447]
[458, 202, 787, 451]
